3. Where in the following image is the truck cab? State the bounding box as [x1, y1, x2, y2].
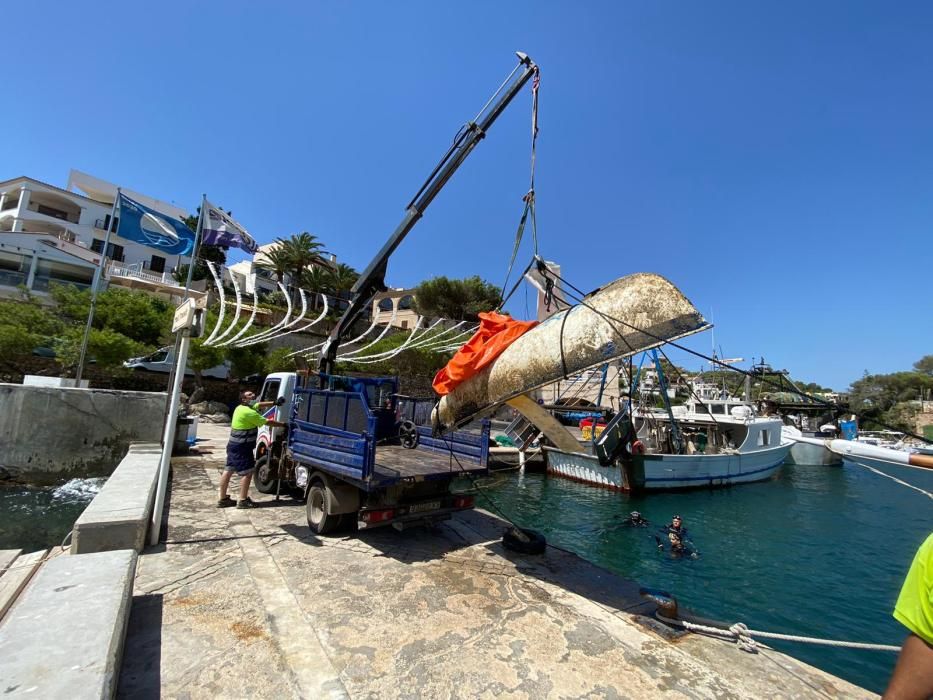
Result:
[253, 371, 488, 535]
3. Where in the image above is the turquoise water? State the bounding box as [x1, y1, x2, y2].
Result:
[469, 459, 933, 694]
[0, 478, 104, 552]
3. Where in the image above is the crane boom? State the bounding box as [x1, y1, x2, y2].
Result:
[319, 52, 539, 378]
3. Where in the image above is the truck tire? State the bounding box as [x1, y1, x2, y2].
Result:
[306, 482, 341, 535]
[254, 454, 278, 494]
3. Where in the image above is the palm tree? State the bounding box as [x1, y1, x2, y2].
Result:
[282, 233, 326, 280]
[298, 265, 331, 310]
[328, 263, 359, 299]
[255, 244, 292, 286]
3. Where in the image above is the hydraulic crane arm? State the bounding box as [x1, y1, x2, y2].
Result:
[319, 52, 539, 378]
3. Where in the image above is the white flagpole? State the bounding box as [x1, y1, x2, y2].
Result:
[183, 193, 206, 299]
[75, 187, 120, 384]
[163, 194, 206, 400]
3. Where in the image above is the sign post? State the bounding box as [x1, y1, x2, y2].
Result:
[150, 298, 201, 545]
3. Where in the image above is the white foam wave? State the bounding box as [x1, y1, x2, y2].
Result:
[52, 477, 107, 502]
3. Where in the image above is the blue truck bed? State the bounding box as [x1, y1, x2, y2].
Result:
[288, 382, 488, 491]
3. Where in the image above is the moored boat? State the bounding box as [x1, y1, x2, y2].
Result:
[544, 394, 793, 492]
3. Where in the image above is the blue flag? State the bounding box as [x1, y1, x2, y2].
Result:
[117, 193, 196, 256]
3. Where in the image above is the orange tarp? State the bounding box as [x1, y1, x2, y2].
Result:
[432, 311, 538, 396]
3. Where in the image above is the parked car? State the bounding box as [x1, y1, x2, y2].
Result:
[123, 346, 229, 379]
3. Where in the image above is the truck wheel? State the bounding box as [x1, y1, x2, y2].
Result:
[254, 454, 278, 494]
[306, 482, 340, 535]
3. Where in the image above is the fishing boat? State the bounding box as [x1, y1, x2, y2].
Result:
[544, 392, 792, 491]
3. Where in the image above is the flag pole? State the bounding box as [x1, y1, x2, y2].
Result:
[183, 193, 206, 299]
[75, 187, 120, 384]
[164, 194, 206, 401]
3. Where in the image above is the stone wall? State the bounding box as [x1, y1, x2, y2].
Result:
[0, 384, 167, 480]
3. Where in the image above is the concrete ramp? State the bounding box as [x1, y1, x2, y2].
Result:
[0, 549, 137, 698]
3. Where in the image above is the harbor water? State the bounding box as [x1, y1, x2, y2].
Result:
[0, 478, 104, 552]
[467, 458, 933, 694]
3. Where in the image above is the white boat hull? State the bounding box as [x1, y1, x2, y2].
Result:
[543, 442, 792, 492]
[637, 444, 791, 490]
[543, 447, 629, 490]
[787, 440, 842, 466]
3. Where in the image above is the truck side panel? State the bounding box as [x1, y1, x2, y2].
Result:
[415, 425, 489, 464]
[290, 422, 369, 479]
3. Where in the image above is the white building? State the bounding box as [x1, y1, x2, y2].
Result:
[0, 169, 193, 298]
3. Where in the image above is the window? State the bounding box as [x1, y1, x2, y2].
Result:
[694, 403, 710, 414]
[36, 204, 69, 221]
[103, 214, 120, 232]
[148, 351, 169, 363]
[758, 429, 771, 446]
[90, 239, 124, 261]
[400, 320, 408, 329]
[398, 295, 414, 310]
[149, 255, 166, 273]
[260, 379, 281, 404]
[710, 404, 725, 415]
[378, 298, 394, 312]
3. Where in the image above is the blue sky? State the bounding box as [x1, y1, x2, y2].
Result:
[5, 2, 932, 390]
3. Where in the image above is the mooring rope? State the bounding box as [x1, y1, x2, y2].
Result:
[846, 458, 933, 500]
[655, 614, 900, 653]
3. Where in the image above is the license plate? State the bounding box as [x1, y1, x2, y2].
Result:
[409, 500, 441, 514]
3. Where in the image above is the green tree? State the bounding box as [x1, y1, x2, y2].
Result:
[411, 276, 501, 321]
[264, 346, 299, 374]
[225, 344, 268, 379]
[188, 337, 226, 385]
[49, 285, 173, 347]
[53, 327, 142, 372]
[0, 294, 64, 372]
[914, 355, 933, 376]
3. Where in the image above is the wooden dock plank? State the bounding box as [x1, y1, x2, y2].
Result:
[0, 549, 48, 623]
[0, 550, 22, 576]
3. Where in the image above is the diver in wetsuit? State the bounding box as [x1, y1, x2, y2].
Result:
[664, 514, 688, 539]
[656, 515, 698, 557]
[623, 511, 649, 527]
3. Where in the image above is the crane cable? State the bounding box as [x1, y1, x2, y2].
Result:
[498, 67, 540, 311]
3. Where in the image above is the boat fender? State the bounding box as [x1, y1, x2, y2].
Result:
[627, 440, 645, 455]
[502, 527, 546, 555]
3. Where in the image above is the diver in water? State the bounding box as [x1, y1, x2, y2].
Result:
[664, 514, 688, 539]
[623, 511, 649, 527]
[656, 515, 699, 558]
[656, 530, 698, 558]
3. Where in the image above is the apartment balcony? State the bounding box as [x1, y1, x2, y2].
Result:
[108, 261, 180, 288]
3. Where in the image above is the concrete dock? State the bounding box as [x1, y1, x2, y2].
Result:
[119, 423, 874, 699]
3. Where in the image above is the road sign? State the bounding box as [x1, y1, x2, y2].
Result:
[172, 298, 196, 332]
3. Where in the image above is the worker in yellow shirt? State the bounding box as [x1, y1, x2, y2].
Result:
[884, 532, 933, 699]
[218, 390, 286, 509]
